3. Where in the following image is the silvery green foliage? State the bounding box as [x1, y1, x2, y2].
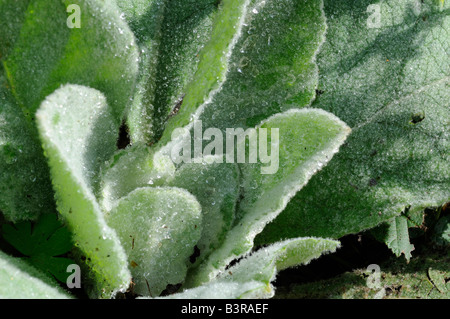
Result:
[115, 0, 224, 142]
[106, 187, 202, 296]
[99, 144, 176, 211]
[168, 158, 240, 268]
[0, 0, 445, 299]
[36, 85, 131, 298]
[0, 0, 139, 122]
[184, 110, 350, 287]
[0, 0, 139, 222]
[257, 0, 450, 256]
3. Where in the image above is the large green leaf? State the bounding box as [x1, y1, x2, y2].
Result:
[0, 251, 72, 299]
[257, 0, 450, 244]
[0, 67, 55, 221]
[117, 0, 225, 143]
[159, 237, 340, 299]
[159, 0, 253, 145]
[106, 187, 202, 297]
[36, 84, 131, 298]
[196, 0, 327, 131]
[186, 109, 350, 286]
[0, 0, 139, 122]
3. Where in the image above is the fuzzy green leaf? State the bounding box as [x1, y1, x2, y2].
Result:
[1, 0, 139, 122]
[0, 251, 72, 299]
[196, 0, 327, 132]
[1, 213, 75, 283]
[0, 67, 55, 221]
[117, 0, 223, 142]
[156, 0, 253, 145]
[36, 84, 131, 298]
[106, 187, 202, 297]
[218, 237, 340, 298]
[257, 0, 450, 245]
[186, 109, 350, 286]
[157, 0, 328, 171]
[432, 215, 450, 247]
[372, 215, 415, 261]
[169, 157, 240, 267]
[99, 143, 176, 211]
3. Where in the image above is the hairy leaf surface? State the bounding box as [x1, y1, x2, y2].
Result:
[0, 251, 72, 299]
[36, 84, 131, 298]
[0, 0, 139, 122]
[258, 0, 450, 246]
[159, 0, 326, 150]
[198, 0, 326, 131]
[106, 187, 202, 297]
[0, 67, 54, 221]
[116, 0, 225, 142]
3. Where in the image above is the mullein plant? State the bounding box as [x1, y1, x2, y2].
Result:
[0, 0, 448, 299]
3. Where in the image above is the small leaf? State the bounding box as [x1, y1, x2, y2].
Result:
[105, 187, 202, 297]
[432, 215, 450, 247]
[117, 0, 223, 142]
[1, 213, 75, 283]
[258, 0, 450, 245]
[36, 84, 131, 298]
[428, 267, 448, 294]
[0, 251, 72, 299]
[99, 143, 176, 211]
[158, 0, 253, 145]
